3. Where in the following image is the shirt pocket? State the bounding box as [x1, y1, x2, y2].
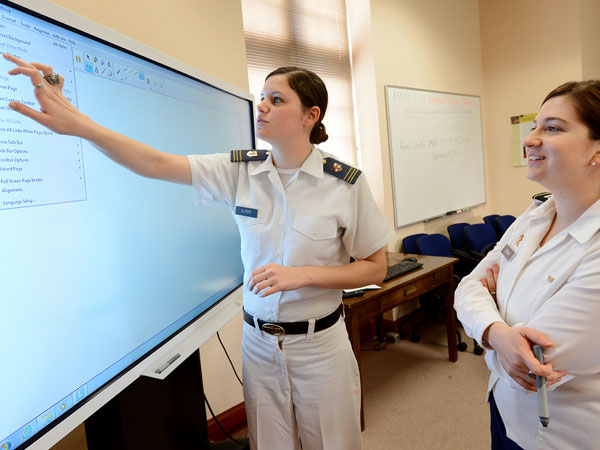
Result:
[292, 213, 338, 241]
[235, 203, 268, 257]
[291, 213, 340, 265]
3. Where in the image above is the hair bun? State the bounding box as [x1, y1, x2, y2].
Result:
[311, 122, 329, 144]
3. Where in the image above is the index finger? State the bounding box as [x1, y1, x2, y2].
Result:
[31, 61, 55, 76]
[491, 263, 499, 282]
[3, 52, 30, 67]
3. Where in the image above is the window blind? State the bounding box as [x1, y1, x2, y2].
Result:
[241, 0, 358, 166]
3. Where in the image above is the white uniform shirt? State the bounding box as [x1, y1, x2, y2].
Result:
[187, 146, 394, 322]
[455, 197, 600, 450]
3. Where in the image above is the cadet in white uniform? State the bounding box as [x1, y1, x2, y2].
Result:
[189, 145, 393, 449]
[4, 55, 394, 449]
[455, 80, 600, 450]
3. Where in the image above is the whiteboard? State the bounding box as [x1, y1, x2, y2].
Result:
[385, 86, 486, 228]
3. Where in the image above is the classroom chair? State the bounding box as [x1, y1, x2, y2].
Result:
[495, 215, 516, 236]
[484, 214, 503, 238]
[483, 214, 500, 228]
[464, 223, 498, 257]
[447, 222, 470, 252]
[402, 233, 428, 254]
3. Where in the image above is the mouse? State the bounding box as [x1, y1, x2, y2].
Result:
[402, 257, 417, 262]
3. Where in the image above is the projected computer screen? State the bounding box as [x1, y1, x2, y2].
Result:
[0, 2, 250, 448]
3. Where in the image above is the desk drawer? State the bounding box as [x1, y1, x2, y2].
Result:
[380, 275, 434, 310]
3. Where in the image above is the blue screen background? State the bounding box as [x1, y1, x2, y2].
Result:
[0, 3, 249, 446]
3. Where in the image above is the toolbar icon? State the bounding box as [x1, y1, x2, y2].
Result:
[75, 387, 85, 402]
[22, 425, 32, 441]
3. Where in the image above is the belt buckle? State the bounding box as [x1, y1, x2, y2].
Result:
[261, 323, 285, 336]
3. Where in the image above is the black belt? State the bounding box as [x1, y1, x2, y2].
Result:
[243, 304, 343, 336]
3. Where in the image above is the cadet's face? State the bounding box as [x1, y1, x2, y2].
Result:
[523, 95, 599, 191]
[256, 75, 308, 144]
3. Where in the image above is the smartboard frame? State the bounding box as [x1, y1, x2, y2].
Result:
[0, 0, 253, 448]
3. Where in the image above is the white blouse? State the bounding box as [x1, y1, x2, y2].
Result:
[455, 197, 600, 449]
[187, 146, 394, 323]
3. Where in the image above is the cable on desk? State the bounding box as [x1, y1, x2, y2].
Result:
[217, 331, 243, 386]
[205, 395, 248, 446]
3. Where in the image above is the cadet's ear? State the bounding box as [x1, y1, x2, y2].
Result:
[304, 106, 320, 128]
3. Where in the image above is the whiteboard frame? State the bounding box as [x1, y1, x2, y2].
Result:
[384, 85, 486, 228]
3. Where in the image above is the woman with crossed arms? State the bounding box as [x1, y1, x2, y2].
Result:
[455, 80, 600, 449]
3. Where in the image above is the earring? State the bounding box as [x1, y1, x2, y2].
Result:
[593, 162, 598, 166]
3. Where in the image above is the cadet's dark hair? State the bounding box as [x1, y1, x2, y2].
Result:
[266, 67, 329, 144]
[543, 80, 600, 141]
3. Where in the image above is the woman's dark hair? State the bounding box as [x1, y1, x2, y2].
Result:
[266, 67, 329, 144]
[543, 80, 600, 141]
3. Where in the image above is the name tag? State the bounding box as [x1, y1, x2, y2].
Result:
[501, 244, 515, 261]
[235, 206, 258, 218]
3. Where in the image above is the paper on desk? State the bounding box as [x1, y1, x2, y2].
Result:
[343, 285, 381, 293]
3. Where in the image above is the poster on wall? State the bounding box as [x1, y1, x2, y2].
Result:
[511, 113, 536, 166]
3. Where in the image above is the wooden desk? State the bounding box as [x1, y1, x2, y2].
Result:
[343, 253, 459, 428]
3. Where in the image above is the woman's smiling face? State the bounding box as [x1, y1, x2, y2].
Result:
[524, 95, 600, 192]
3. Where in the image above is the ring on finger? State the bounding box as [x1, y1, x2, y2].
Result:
[490, 291, 496, 295]
[527, 370, 537, 379]
[34, 81, 45, 89]
[43, 72, 61, 85]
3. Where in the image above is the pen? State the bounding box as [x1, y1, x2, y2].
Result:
[532, 345, 550, 427]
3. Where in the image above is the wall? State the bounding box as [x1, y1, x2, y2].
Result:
[581, 0, 600, 80]
[346, 0, 385, 210]
[48, 0, 248, 428]
[479, 0, 583, 216]
[369, 0, 488, 253]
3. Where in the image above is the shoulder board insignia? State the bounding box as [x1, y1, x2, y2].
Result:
[322, 157, 361, 184]
[532, 192, 551, 205]
[230, 149, 270, 162]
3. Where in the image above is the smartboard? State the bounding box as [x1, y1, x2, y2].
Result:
[385, 86, 486, 228]
[0, 0, 250, 448]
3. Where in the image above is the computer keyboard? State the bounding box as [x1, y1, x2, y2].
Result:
[384, 260, 423, 281]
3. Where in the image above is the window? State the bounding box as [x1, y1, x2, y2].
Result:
[242, 0, 359, 166]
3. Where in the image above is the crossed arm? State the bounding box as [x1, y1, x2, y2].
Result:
[458, 256, 569, 391]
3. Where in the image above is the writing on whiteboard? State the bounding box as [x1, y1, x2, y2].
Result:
[385, 86, 485, 227]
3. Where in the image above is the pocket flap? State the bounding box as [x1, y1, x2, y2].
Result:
[292, 213, 337, 240]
